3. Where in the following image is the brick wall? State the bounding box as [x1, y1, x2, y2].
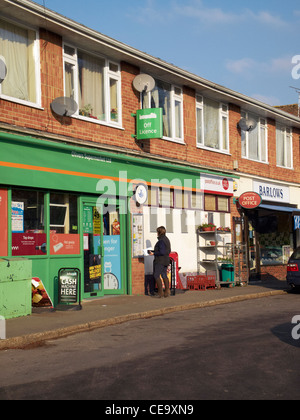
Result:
[131, 258, 145, 295]
[1, 28, 300, 187]
[260, 265, 287, 282]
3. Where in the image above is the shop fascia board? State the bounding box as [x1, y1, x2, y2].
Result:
[2, 0, 300, 129]
[0, 131, 238, 182]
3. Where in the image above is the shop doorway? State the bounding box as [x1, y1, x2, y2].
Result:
[81, 198, 126, 299]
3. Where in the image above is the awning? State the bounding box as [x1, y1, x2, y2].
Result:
[259, 204, 300, 214]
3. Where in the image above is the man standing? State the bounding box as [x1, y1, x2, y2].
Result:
[150, 226, 171, 298]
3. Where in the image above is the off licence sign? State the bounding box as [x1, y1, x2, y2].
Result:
[238, 192, 262, 209]
[136, 108, 163, 140]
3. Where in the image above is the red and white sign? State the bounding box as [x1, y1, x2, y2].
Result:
[238, 192, 262, 209]
[12, 233, 47, 256]
[201, 174, 233, 196]
[50, 233, 80, 255]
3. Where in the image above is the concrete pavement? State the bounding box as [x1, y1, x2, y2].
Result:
[0, 278, 289, 350]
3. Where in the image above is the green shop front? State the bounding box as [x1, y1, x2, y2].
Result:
[0, 132, 135, 312]
[0, 132, 208, 315]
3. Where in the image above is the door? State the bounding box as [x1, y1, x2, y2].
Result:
[82, 203, 104, 298]
[81, 198, 126, 299]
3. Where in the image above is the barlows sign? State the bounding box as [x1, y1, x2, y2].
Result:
[238, 192, 262, 209]
[253, 180, 290, 203]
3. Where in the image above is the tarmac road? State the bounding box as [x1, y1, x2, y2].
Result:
[0, 293, 299, 401]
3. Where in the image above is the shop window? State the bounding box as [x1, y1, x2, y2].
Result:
[0, 18, 40, 106]
[146, 186, 159, 207]
[50, 193, 78, 234]
[11, 190, 46, 256]
[204, 195, 216, 211]
[174, 188, 190, 209]
[191, 191, 203, 210]
[50, 193, 79, 255]
[196, 95, 229, 153]
[146, 186, 175, 209]
[217, 196, 229, 212]
[252, 212, 293, 265]
[204, 194, 229, 213]
[63, 44, 121, 125]
[159, 188, 174, 208]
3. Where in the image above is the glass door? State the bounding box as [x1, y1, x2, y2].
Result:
[82, 204, 104, 298]
[81, 198, 126, 298]
[102, 207, 122, 292]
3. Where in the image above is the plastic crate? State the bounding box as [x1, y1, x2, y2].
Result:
[187, 275, 215, 291]
[187, 275, 198, 290]
[206, 275, 216, 289]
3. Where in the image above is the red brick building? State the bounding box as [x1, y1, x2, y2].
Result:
[0, 0, 300, 311]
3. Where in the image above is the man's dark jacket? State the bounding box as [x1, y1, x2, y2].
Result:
[154, 234, 171, 266]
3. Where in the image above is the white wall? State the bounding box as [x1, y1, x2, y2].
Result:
[143, 206, 231, 275]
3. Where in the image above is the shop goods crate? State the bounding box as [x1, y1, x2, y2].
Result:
[186, 275, 216, 291]
[205, 275, 216, 290]
[187, 275, 205, 290]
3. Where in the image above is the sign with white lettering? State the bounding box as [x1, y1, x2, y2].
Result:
[253, 181, 290, 203]
[58, 268, 80, 304]
[238, 192, 262, 209]
[136, 108, 163, 140]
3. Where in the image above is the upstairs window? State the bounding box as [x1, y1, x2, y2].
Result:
[63, 44, 121, 125]
[241, 111, 267, 163]
[276, 124, 293, 169]
[0, 19, 40, 105]
[196, 95, 229, 152]
[142, 79, 184, 142]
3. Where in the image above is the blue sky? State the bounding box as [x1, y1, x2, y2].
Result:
[36, 0, 300, 106]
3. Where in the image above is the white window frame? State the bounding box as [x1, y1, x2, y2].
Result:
[241, 110, 268, 163]
[276, 124, 293, 169]
[142, 78, 184, 143]
[196, 95, 229, 153]
[63, 43, 122, 127]
[0, 18, 41, 108]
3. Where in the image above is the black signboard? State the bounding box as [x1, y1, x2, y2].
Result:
[58, 268, 81, 308]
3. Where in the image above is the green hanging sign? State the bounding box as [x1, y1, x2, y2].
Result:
[136, 108, 163, 140]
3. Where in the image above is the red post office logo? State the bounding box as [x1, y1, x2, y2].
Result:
[238, 192, 262, 209]
[222, 178, 229, 191]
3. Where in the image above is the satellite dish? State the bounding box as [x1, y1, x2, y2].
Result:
[238, 117, 257, 132]
[133, 74, 155, 93]
[0, 56, 7, 84]
[50, 96, 78, 117]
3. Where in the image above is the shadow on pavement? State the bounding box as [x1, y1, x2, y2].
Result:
[248, 273, 289, 291]
[271, 322, 300, 348]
